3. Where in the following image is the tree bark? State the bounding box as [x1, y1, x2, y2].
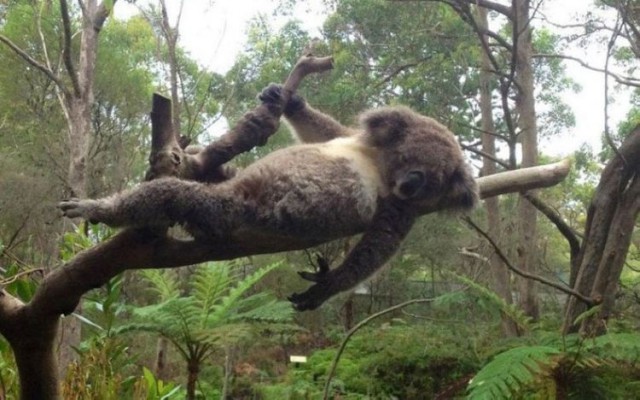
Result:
[58, 0, 116, 378]
[514, 0, 540, 321]
[476, 4, 519, 337]
[154, 337, 169, 380]
[563, 127, 640, 334]
[186, 357, 199, 400]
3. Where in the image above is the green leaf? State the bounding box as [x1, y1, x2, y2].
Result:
[467, 346, 561, 400]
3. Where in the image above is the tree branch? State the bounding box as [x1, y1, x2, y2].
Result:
[533, 53, 640, 88]
[521, 192, 581, 261]
[464, 217, 593, 305]
[322, 298, 436, 400]
[59, 0, 81, 97]
[0, 34, 68, 97]
[476, 158, 571, 199]
[144, 54, 334, 182]
[461, 143, 511, 169]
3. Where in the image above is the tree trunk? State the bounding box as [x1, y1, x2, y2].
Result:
[343, 293, 354, 330]
[221, 347, 233, 400]
[58, 0, 111, 376]
[154, 337, 169, 380]
[563, 128, 640, 334]
[514, 0, 540, 321]
[476, 4, 519, 337]
[186, 358, 200, 400]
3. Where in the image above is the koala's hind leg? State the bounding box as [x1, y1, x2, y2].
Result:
[59, 178, 236, 238]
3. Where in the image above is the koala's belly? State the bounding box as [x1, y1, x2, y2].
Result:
[234, 141, 383, 240]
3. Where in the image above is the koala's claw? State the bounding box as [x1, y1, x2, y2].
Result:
[258, 84, 283, 105]
[298, 270, 322, 282]
[259, 83, 305, 115]
[297, 255, 331, 282]
[58, 199, 98, 220]
[288, 286, 329, 311]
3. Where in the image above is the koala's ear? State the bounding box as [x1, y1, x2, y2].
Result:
[360, 107, 409, 146]
[448, 166, 479, 211]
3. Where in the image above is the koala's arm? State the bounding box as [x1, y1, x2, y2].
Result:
[285, 103, 359, 143]
[288, 198, 417, 311]
[260, 84, 358, 143]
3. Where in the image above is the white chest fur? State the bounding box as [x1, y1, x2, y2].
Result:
[319, 136, 387, 204]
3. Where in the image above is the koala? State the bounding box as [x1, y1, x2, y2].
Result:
[60, 84, 478, 310]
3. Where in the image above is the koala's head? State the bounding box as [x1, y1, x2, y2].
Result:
[360, 106, 478, 212]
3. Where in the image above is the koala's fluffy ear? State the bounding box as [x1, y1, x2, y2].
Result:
[360, 107, 410, 146]
[448, 165, 479, 211]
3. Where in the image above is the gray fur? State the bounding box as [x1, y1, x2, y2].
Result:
[60, 87, 478, 310]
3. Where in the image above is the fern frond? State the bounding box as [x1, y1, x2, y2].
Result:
[139, 269, 180, 301]
[112, 322, 168, 337]
[231, 295, 293, 322]
[197, 322, 254, 347]
[191, 262, 235, 321]
[467, 346, 561, 400]
[207, 262, 283, 323]
[585, 333, 640, 364]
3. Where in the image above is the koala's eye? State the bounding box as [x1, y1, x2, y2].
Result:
[397, 171, 425, 198]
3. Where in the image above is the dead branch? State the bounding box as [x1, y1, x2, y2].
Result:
[144, 55, 334, 182]
[477, 158, 571, 199]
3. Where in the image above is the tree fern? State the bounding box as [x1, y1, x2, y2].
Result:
[206, 261, 286, 325]
[584, 333, 640, 364]
[139, 269, 180, 300]
[467, 346, 561, 400]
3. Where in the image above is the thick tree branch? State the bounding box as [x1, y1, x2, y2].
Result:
[0, 50, 570, 398]
[476, 158, 571, 199]
[94, 0, 117, 32]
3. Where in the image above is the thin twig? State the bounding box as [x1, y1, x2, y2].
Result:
[0, 268, 45, 287]
[322, 298, 436, 400]
[463, 217, 593, 305]
[533, 54, 640, 88]
[521, 192, 582, 261]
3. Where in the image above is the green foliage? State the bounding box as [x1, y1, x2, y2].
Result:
[136, 367, 183, 400]
[467, 332, 640, 400]
[444, 272, 533, 333]
[467, 346, 561, 400]
[62, 334, 137, 400]
[259, 324, 478, 399]
[117, 261, 294, 396]
[0, 337, 18, 399]
[124, 262, 293, 346]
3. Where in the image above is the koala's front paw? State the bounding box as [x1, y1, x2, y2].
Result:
[258, 83, 284, 105]
[288, 282, 333, 311]
[297, 255, 330, 282]
[289, 259, 336, 311]
[59, 199, 101, 222]
[258, 83, 305, 116]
